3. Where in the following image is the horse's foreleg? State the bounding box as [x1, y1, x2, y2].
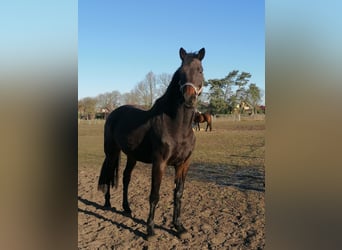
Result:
[173, 179, 186, 234]
[173, 159, 190, 236]
[122, 157, 136, 214]
[147, 162, 166, 237]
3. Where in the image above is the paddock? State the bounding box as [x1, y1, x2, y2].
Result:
[78, 118, 265, 249]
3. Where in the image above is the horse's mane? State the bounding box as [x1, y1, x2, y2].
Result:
[149, 68, 183, 117]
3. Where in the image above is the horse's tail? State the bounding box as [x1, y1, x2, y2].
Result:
[98, 118, 120, 193]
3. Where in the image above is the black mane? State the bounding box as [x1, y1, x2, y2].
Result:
[150, 68, 182, 117]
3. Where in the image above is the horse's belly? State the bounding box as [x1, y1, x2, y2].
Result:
[132, 147, 153, 163]
[120, 135, 153, 164]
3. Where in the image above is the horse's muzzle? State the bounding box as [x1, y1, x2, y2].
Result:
[183, 88, 198, 108]
[180, 82, 202, 108]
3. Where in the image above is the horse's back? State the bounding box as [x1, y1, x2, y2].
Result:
[106, 105, 150, 130]
[105, 105, 152, 157]
[204, 113, 212, 122]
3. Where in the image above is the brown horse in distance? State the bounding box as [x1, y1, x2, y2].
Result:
[98, 47, 205, 238]
[194, 112, 212, 131]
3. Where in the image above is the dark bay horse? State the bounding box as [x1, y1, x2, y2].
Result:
[194, 112, 212, 131]
[98, 47, 205, 238]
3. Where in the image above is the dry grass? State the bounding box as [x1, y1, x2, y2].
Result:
[78, 118, 265, 189]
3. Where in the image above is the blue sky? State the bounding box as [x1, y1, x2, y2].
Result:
[79, 0, 265, 102]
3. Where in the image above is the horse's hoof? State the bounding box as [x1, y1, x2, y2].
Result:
[146, 227, 155, 240]
[123, 202, 132, 212]
[103, 202, 111, 209]
[123, 206, 131, 212]
[123, 205, 132, 215]
[123, 209, 132, 217]
[173, 224, 188, 238]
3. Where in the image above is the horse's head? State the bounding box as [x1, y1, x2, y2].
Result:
[178, 47, 205, 108]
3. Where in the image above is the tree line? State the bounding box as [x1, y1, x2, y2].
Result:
[78, 70, 264, 119]
[202, 70, 264, 115]
[78, 71, 172, 119]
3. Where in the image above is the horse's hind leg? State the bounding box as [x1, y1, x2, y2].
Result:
[98, 147, 121, 208]
[122, 156, 136, 214]
[206, 120, 212, 131]
[104, 183, 111, 208]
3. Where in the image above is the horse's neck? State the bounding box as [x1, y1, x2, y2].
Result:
[173, 104, 195, 129]
[149, 72, 195, 128]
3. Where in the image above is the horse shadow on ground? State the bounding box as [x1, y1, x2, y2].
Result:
[78, 196, 177, 240]
[174, 162, 265, 192]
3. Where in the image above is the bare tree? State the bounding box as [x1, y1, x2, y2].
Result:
[133, 80, 151, 107]
[88, 72, 172, 109]
[145, 71, 158, 107]
[78, 99, 86, 119]
[81, 97, 97, 119]
[131, 71, 159, 108]
[122, 91, 139, 105]
[96, 90, 121, 112]
[157, 73, 172, 96]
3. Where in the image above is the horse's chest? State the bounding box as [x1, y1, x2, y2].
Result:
[167, 135, 195, 166]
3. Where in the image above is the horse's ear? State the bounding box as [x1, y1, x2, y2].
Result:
[179, 47, 187, 61]
[198, 48, 205, 61]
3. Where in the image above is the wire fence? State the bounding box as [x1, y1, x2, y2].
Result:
[213, 113, 265, 121]
[78, 114, 265, 126]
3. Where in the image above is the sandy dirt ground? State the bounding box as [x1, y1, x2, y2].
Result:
[78, 162, 265, 249]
